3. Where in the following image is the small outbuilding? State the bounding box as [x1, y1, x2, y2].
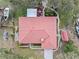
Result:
[27, 8, 37, 17]
[61, 30, 69, 42]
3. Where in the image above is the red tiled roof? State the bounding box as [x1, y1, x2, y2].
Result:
[61, 30, 69, 42]
[22, 30, 49, 43]
[19, 17, 57, 49]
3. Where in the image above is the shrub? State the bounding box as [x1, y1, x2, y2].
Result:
[45, 8, 56, 16]
[63, 40, 75, 53]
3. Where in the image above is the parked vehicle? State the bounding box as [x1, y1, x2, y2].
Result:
[4, 7, 9, 21]
[75, 18, 79, 38]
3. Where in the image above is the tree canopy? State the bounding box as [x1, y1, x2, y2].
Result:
[47, 0, 79, 28]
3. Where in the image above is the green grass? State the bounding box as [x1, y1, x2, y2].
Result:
[0, 0, 10, 6]
[63, 40, 76, 53]
[14, 47, 44, 59]
[0, 48, 44, 59]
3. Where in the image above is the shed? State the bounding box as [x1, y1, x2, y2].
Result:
[61, 30, 69, 42]
[27, 8, 37, 17]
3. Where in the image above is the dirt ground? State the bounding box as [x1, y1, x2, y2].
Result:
[53, 24, 79, 59]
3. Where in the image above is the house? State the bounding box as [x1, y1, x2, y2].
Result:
[19, 16, 57, 50]
[19, 8, 58, 59]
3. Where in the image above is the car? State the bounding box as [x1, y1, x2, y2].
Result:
[75, 18, 79, 38]
[4, 7, 9, 21]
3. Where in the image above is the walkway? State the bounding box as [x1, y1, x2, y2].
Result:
[44, 49, 53, 59]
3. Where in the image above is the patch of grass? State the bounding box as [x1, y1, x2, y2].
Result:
[0, 48, 24, 59]
[0, 0, 10, 6]
[12, 47, 44, 59]
[63, 40, 76, 53]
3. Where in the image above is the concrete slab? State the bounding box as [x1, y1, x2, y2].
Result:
[44, 49, 53, 59]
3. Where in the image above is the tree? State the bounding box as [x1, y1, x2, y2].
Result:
[0, 48, 25, 59]
[73, 0, 79, 17]
[47, 0, 78, 28]
[10, 0, 42, 19]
